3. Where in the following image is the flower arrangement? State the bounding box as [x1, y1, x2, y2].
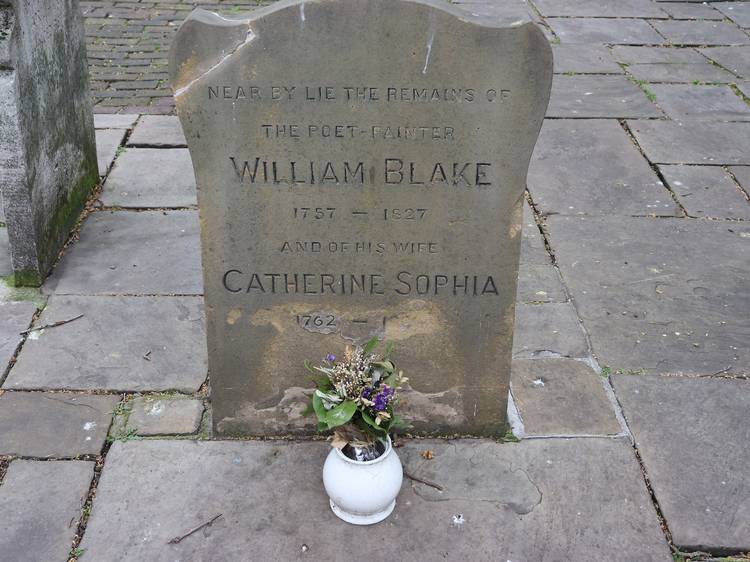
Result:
[305, 337, 408, 459]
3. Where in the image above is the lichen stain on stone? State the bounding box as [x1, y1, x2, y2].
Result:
[402, 386, 464, 425]
[226, 308, 242, 325]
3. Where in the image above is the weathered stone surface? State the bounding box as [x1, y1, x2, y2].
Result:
[529, 119, 678, 216]
[649, 84, 750, 121]
[128, 397, 204, 435]
[0, 227, 10, 277]
[101, 148, 197, 207]
[612, 46, 707, 65]
[94, 113, 139, 129]
[658, 2, 723, 20]
[713, 2, 750, 28]
[0, 301, 35, 374]
[127, 115, 186, 147]
[613, 375, 750, 552]
[5, 296, 206, 392]
[552, 44, 623, 74]
[45, 211, 202, 295]
[79, 439, 671, 561]
[511, 358, 620, 436]
[659, 165, 750, 219]
[626, 63, 737, 83]
[699, 46, 750, 79]
[546, 216, 750, 376]
[520, 201, 551, 265]
[516, 264, 566, 303]
[0, 460, 94, 562]
[451, 0, 535, 20]
[170, 1, 552, 436]
[0, 391, 117, 456]
[96, 128, 127, 176]
[548, 17, 665, 44]
[650, 20, 750, 46]
[730, 165, 750, 192]
[533, 0, 666, 17]
[628, 121, 750, 165]
[513, 302, 589, 359]
[548, 75, 661, 118]
[0, 1, 99, 286]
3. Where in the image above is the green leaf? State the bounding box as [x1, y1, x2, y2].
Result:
[316, 421, 329, 432]
[323, 400, 357, 429]
[384, 341, 394, 358]
[360, 409, 387, 435]
[362, 336, 379, 355]
[311, 393, 328, 423]
[304, 359, 315, 373]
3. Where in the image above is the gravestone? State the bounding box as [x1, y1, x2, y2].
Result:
[0, 0, 98, 286]
[170, 0, 551, 436]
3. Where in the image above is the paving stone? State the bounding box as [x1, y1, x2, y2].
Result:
[548, 75, 661, 118]
[736, 80, 750, 99]
[713, 2, 750, 28]
[513, 302, 589, 359]
[516, 264, 566, 303]
[626, 62, 738, 83]
[546, 216, 750, 376]
[628, 120, 750, 165]
[548, 18, 665, 44]
[128, 397, 204, 435]
[0, 301, 36, 374]
[529, 120, 677, 217]
[651, 20, 750, 46]
[649, 84, 750, 121]
[0, 228, 10, 277]
[612, 45, 706, 64]
[511, 358, 620, 436]
[102, 148, 196, 207]
[127, 115, 186, 147]
[699, 46, 750, 79]
[94, 113, 139, 129]
[612, 375, 750, 552]
[0, 460, 94, 562]
[552, 44, 623, 74]
[533, 0, 666, 17]
[657, 2, 723, 20]
[730, 165, 750, 192]
[5, 296, 206, 392]
[96, 128, 127, 176]
[79, 439, 671, 561]
[520, 201, 551, 266]
[45, 211, 202, 295]
[0, 392, 117, 457]
[659, 165, 750, 219]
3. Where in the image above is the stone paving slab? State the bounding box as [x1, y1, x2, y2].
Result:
[730, 165, 750, 192]
[612, 45, 707, 64]
[548, 17, 665, 44]
[5, 296, 206, 393]
[126, 115, 186, 147]
[45, 211, 202, 296]
[0, 391, 117, 457]
[699, 46, 750, 79]
[628, 120, 750, 165]
[650, 20, 750, 46]
[552, 44, 623, 74]
[511, 358, 620, 436]
[96, 128, 127, 177]
[546, 215, 750, 376]
[128, 397, 204, 435]
[612, 375, 750, 552]
[0, 460, 94, 562]
[529, 119, 678, 216]
[626, 62, 738, 83]
[0, 228, 10, 277]
[533, 0, 666, 18]
[547, 75, 661, 118]
[516, 264, 566, 303]
[657, 2, 723, 20]
[659, 165, 750, 219]
[79, 439, 671, 561]
[0, 301, 36, 375]
[101, 148, 197, 208]
[713, 2, 750, 28]
[649, 84, 750, 121]
[513, 302, 589, 359]
[520, 201, 551, 266]
[94, 113, 139, 129]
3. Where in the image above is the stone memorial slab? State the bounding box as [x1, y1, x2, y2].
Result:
[127, 115, 187, 147]
[649, 84, 750, 121]
[0, 301, 35, 373]
[548, 18, 665, 44]
[548, 75, 661, 118]
[127, 397, 204, 435]
[659, 165, 750, 219]
[699, 46, 750, 79]
[0, 460, 94, 562]
[650, 20, 750, 46]
[170, 0, 552, 436]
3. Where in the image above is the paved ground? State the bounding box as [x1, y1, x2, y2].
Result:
[0, 0, 749, 560]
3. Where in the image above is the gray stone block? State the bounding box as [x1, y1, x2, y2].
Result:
[730, 165, 750, 192]
[612, 46, 707, 64]
[520, 202, 551, 266]
[127, 115, 186, 147]
[657, 3, 723, 20]
[0, 460, 94, 562]
[96, 128, 127, 177]
[94, 113, 139, 129]
[651, 20, 750, 46]
[0, 301, 36, 374]
[511, 358, 620, 436]
[529, 119, 678, 216]
[549, 17, 665, 44]
[102, 148, 197, 208]
[659, 165, 750, 219]
[79, 439, 671, 561]
[45, 211, 202, 296]
[128, 397, 204, 435]
[534, 0, 666, 17]
[613, 375, 750, 552]
[699, 46, 750, 79]
[5, 296, 207, 392]
[713, 2, 750, 28]
[513, 302, 589, 359]
[0, 391, 118, 457]
[0, 227, 10, 277]
[626, 62, 737, 83]
[546, 215, 750, 376]
[628, 120, 750, 165]
[516, 264, 566, 303]
[548, 75, 662, 118]
[552, 44, 623, 74]
[649, 84, 750, 121]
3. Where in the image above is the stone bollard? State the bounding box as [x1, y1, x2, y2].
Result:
[0, 0, 98, 286]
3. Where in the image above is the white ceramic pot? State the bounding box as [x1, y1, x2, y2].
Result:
[322, 436, 403, 525]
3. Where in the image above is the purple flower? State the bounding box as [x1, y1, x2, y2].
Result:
[362, 388, 372, 399]
[373, 385, 390, 411]
[325, 354, 336, 362]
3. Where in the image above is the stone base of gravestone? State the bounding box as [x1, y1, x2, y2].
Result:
[0, 0, 98, 286]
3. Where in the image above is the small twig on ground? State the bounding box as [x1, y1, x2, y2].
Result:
[20, 314, 84, 335]
[168, 514, 223, 545]
[143, 350, 152, 361]
[403, 470, 444, 491]
[700, 366, 731, 377]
